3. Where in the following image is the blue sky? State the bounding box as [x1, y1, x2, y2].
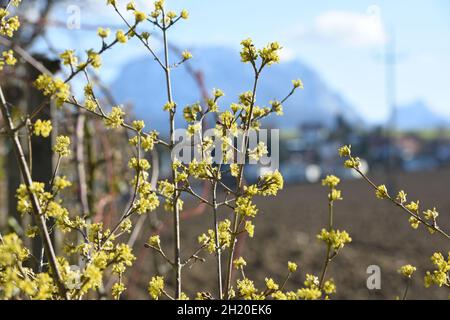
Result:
[43, 0, 450, 124]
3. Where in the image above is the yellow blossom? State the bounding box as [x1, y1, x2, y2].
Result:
[375, 184, 389, 199]
[97, 27, 110, 38]
[2, 50, 16, 66]
[244, 220, 255, 237]
[116, 30, 128, 43]
[53, 176, 72, 191]
[148, 235, 161, 248]
[104, 106, 125, 128]
[322, 175, 340, 188]
[148, 276, 164, 300]
[182, 50, 192, 60]
[134, 11, 147, 23]
[59, 50, 78, 66]
[396, 190, 407, 204]
[399, 264, 416, 278]
[338, 145, 351, 157]
[235, 197, 258, 217]
[112, 282, 126, 300]
[53, 135, 71, 157]
[423, 208, 439, 221]
[237, 278, 257, 299]
[233, 257, 247, 269]
[288, 261, 298, 273]
[33, 119, 52, 137]
[163, 101, 176, 112]
[323, 279, 336, 295]
[180, 9, 189, 19]
[292, 79, 304, 89]
[317, 228, 352, 251]
[265, 278, 279, 291]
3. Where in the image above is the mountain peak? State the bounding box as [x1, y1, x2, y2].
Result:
[110, 46, 361, 133]
[395, 100, 450, 130]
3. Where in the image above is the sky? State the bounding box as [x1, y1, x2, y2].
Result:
[39, 0, 450, 124]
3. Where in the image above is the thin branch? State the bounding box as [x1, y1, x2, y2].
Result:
[0, 85, 68, 299]
[354, 167, 450, 240]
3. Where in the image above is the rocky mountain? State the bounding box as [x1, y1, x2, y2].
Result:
[110, 46, 362, 134]
[395, 100, 450, 130]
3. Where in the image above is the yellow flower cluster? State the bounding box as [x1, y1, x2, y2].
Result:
[112, 282, 126, 300]
[257, 170, 284, 196]
[33, 119, 52, 138]
[317, 228, 352, 251]
[157, 179, 182, 212]
[240, 38, 281, 66]
[104, 106, 125, 128]
[233, 257, 247, 269]
[248, 142, 268, 161]
[235, 197, 258, 218]
[60, 50, 78, 67]
[297, 274, 322, 300]
[265, 278, 279, 291]
[322, 175, 340, 188]
[163, 101, 176, 112]
[128, 157, 150, 171]
[237, 278, 258, 299]
[135, 11, 147, 23]
[398, 264, 416, 278]
[0, 233, 56, 300]
[424, 252, 450, 288]
[338, 145, 361, 169]
[0, 7, 20, 38]
[375, 184, 389, 199]
[198, 219, 232, 253]
[63, 232, 136, 297]
[0, 50, 16, 70]
[148, 235, 161, 248]
[128, 158, 160, 215]
[86, 49, 102, 69]
[53, 176, 72, 192]
[322, 175, 343, 201]
[53, 135, 71, 157]
[288, 261, 298, 273]
[148, 276, 165, 300]
[292, 79, 304, 89]
[244, 220, 255, 237]
[135, 191, 159, 215]
[116, 30, 128, 43]
[187, 159, 215, 180]
[183, 103, 201, 122]
[97, 27, 110, 39]
[182, 50, 192, 60]
[269, 100, 282, 115]
[34, 74, 71, 108]
[129, 130, 158, 152]
[259, 42, 282, 65]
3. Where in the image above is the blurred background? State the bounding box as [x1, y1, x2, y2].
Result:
[1, 0, 450, 299]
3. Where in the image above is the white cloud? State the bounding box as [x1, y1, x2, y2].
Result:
[279, 47, 296, 62]
[314, 10, 387, 47]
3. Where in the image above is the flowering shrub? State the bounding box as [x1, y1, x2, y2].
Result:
[0, 0, 449, 300]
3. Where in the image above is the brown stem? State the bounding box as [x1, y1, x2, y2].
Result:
[0, 86, 68, 299]
[212, 180, 223, 299]
[354, 168, 450, 240]
[319, 197, 334, 289]
[160, 8, 181, 299]
[75, 110, 90, 215]
[224, 64, 262, 298]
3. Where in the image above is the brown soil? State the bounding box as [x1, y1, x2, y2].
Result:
[126, 168, 450, 300]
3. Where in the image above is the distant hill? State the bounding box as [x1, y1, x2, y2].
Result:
[395, 100, 450, 131]
[110, 46, 362, 133]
